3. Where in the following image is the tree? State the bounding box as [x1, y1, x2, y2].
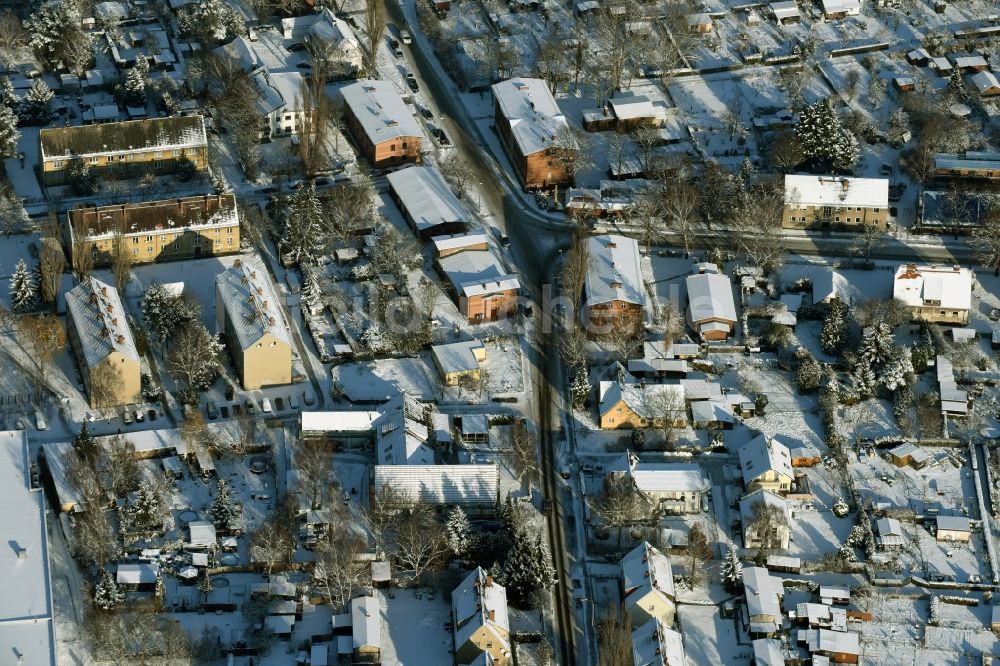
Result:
[570, 369, 590, 408]
[654, 180, 700, 257]
[214, 70, 262, 179]
[794, 98, 859, 171]
[361, 0, 386, 78]
[24, 1, 91, 73]
[0, 103, 18, 157]
[110, 223, 133, 297]
[795, 351, 823, 393]
[849, 221, 886, 263]
[249, 497, 298, 574]
[366, 484, 413, 555]
[721, 547, 743, 588]
[17, 313, 64, 396]
[596, 606, 633, 666]
[497, 523, 556, 602]
[38, 234, 65, 308]
[821, 297, 849, 356]
[0, 15, 25, 71]
[746, 500, 788, 560]
[852, 322, 900, 397]
[141, 283, 200, 346]
[179, 0, 245, 44]
[510, 420, 538, 488]
[282, 182, 323, 266]
[549, 124, 593, 190]
[212, 479, 244, 533]
[446, 507, 472, 558]
[129, 479, 166, 532]
[731, 178, 786, 274]
[169, 322, 223, 398]
[391, 504, 448, 584]
[686, 523, 712, 588]
[65, 155, 98, 196]
[312, 523, 368, 611]
[93, 568, 124, 610]
[640, 387, 685, 449]
[73, 422, 100, 466]
[438, 153, 476, 199]
[20, 77, 53, 125]
[594, 475, 647, 546]
[9, 258, 37, 312]
[971, 208, 1000, 276]
[119, 66, 146, 108]
[102, 434, 139, 497]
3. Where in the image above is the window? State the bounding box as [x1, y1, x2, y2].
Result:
[132, 249, 139, 256]
[145, 235, 152, 242]
[215, 240, 221, 246]
[147, 246, 153, 253]
[89, 157, 99, 164]
[402, 142, 407, 149]
[227, 238, 233, 245]
[132, 238, 139, 245]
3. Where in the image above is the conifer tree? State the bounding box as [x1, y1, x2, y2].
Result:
[9, 258, 37, 312]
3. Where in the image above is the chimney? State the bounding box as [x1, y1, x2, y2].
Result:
[610, 281, 622, 289]
[106, 304, 114, 313]
[489, 609, 495, 621]
[250, 271, 257, 279]
[269, 317, 276, 326]
[234, 258, 241, 267]
[17, 547, 26, 560]
[841, 178, 850, 190]
[101, 286, 108, 296]
[485, 574, 493, 587]
[117, 335, 125, 344]
[111, 318, 118, 326]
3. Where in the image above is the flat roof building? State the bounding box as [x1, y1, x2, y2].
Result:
[387, 166, 471, 237]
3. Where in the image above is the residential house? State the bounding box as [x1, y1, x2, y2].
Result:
[686, 266, 737, 341]
[743, 566, 785, 636]
[0, 430, 56, 666]
[452, 567, 511, 664]
[782, 175, 889, 230]
[67, 194, 240, 270]
[374, 392, 434, 466]
[621, 542, 676, 628]
[583, 235, 646, 336]
[65, 277, 142, 408]
[631, 619, 686, 666]
[972, 71, 1000, 97]
[820, 0, 860, 17]
[738, 435, 794, 494]
[893, 264, 972, 325]
[280, 9, 363, 71]
[582, 94, 667, 133]
[752, 638, 786, 666]
[952, 55, 989, 72]
[819, 587, 850, 606]
[607, 451, 710, 514]
[431, 340, 486, 387]
[770, 1, 801, 23]
[887, 442, 930, 468]
[918, 190, 991, 233]
[252, 70, 317, 139]
[740, 489, 791, 551]
[797, 628, 860, 664]
[387, 166, 471, 238]
[598, 375, 686, 430]
[936, 515, 971, 542]
[117, 562, 159, 590]
[432, 233, 489, 258]
[437, 247, 520, 322]
[876, 517, 905, 549]
[341, 80, 423, 168]
[373, 465, 498, 513]
[906, 48, 930, 65]
[215, 257, 293, 390]
[932, 151, 1000, 179]
[39, 115, 208, 185]
[492, 77, 573, 191]
[812, 269, 852, 305]
[351, 596, 381, 662]
[687, 12, 713, 31]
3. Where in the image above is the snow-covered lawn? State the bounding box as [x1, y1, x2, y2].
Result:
[378, 587, 454, 665]
[678, 604, 748, 665]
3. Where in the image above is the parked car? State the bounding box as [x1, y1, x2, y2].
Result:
[206, 401, 218, 419]
[289, 395, 300, 410]
[133, 407, 144, 423]
[400, 29, 412, 44]
[261, 398, 273, 414]
[542, 498, 553, 515]
[419, 106, 433, 119]
[245, 398, 256, 415]
[303, 390, 315, 406]
[406, 74, 419, 92]
[122, 409, 134, 425]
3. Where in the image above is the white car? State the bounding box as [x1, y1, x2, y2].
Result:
[400, 29, 412, 44]
[261, 398, 273, 414]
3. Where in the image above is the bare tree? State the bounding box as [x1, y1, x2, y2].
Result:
[769, 129, 805, 172]
[292, 438, 333, 510]
[550, 124, 593, 192]
[849, 220, 887, 264]
[110, 222, 133, 297]
[653, 300, 684, 343]
[510, 420, 539, 489]
[38, 224, 65, 308]
[603, 324, 643, 363]
[249, 497, 298, 575]
[391, 503, 448, 584]
[561, 229, 591, 302]
[361, 0, 386, 78]
[70, 214, 95, 280]
[298, 77, 330, 177]
[596, 605, 633, 666]
[102, 434, 140, 497]
[686, 523, 712, 587]
[0, 187, 27, 236]
[640, 387, 685, 449]
[89, 361, 123, 414]
[971, 206, 1000, 276]
[559, 324, 589, 371]
[658, 180, 700, 257]
[312, 523, 368, 611]
[745, 500, 788, 561]
[17, 314, 65, 397]
[533, 28, 569, 92]
[168, 323, 222, 398]
[594, 475, 647, 546]
[731, 180, 786, 274]
[366, 484, 414, 555]
[438, 153, 476, 199]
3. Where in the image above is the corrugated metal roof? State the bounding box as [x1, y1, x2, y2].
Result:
[372, 464, 498, 505]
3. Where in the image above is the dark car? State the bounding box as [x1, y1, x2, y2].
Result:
[287, 43, 306, 52]
[420, 106, 433, 119]
[244, 398, 256, 415]
[542, 498, 553, 515]
[406, 74, 419, 92]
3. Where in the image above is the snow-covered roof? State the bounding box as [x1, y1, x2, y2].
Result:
[215, 256, 291, 351]
[387, 166, 471, 233]
[188, 521, 217, 548]
[585, 235, 645, 307]
[686, 272, 737, 325]
[690, 399, 736, 424]
[678, 378, 722, 401]
[821, 0, 860, 13]
[608, 451, 710, 495]
[491, 77, 570, 156]
[0, 431, 55, 666]
[432, 340, 485, 375]
[632, 619, 686, 666]
[784, 174, 888, 209]
[753, 638, 786, 666]
[341, 80, 422, 145]
[972, 71, 1000, 93]
[812, 269, 852, 305]
[351, 596, 381, 649]
[743, 566, 784, 623]
[770, 0, 800, 17]
[117, 561, 159, 585]
[622, 541, 675, 606]
[432, 233, 489, 255]
[934, 151, 1000, 172]
[438, 249, 521, 298]
[212, 36, 263, 72]
[374, 392, 434, 466]
[65, 277, 139, 369]
[799, 628, 859, 656]
[608, 95, 662, 121]
[252, 70, 308, 116]
[740, 488, 790, 526]
[301, 411, 381, 433]
[739, 435, 794, 485]
[452, 567, 510, 652]
[69, 193, 239, 240]
[373, 464, 498, 506]
[893, 264, 972, 312]
[936, 515, 971, 533]
[952, 55, 988, 69]
[40, 115, 207, 160]
[599, 381, 685, 422]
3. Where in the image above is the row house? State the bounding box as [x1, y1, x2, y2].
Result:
[782, 174, 889, 231]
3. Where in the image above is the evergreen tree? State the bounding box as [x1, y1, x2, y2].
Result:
[211, 479, 243, 533]
[795, 98, 859, 171]
[497, 525, 555, 602]
[93, 568, 123, 610]
[853, 323, 896, 397]
[281, 182, 322, 266]
[65, 155, 98, 195]
[882, 346, 914, 392]
[795, 351, 823, 393]
[0, 104, 19, 157]
[120, 66, 146, 107]
[948, 68, 967, 101]
[21, 78, 53, 124]
[175, 155, 198, 182]
[142, 283, 198, 344]
[721, 547, 743, 588]
[445, 507, 471, 558]
[820, 297, 848, 356]
[9, 258, 37, 312]
[832, 498, 849, 517]
[0, 77, 17, 109]
[754, 393, 768, 415]
[570, 369, 590, 408]
[130, 479, 164, 531]
[301, 264, 323, 312]
[929, 595, 940, 626]
[73, 421, 100, 464]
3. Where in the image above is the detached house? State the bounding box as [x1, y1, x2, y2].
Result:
[341, 80, 423, 168]
[66, 277, 141, 408]
[492, 77, 574, 191]
[686, 265, 737, 341]
[215, 257, 293, 390]
[621, 542, 676, 628]
[892, 264, 972, 325]
[607, 451, 710, 514]
[743, 566, 785, 636]
[739, 435, 794, 494]
[632, 620, 686, 666]
[741, 489, 792, 550]
[252, 70, 317, 139]
[598, 370, 686, 430]
[583, 235, 646, 336]
[67, 193, 240, 269]
[782, 175, 889, 231]
[452, 567, 511, 664]
[437, 247, 520, 323]
[39, 115, 208, 185]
